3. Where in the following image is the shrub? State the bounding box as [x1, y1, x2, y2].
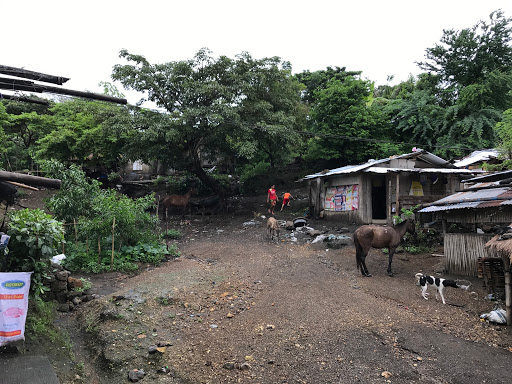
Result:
[162, 229, 182, 239]
[6, 209, 65, 296]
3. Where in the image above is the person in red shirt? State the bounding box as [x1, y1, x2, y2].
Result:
[280, 192, 295, 211]
[267, 185, 278, 214]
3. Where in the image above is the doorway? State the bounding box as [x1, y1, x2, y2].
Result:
[371, 175, 387, 221]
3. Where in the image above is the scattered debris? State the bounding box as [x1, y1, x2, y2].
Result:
[480, 308, 507, 324]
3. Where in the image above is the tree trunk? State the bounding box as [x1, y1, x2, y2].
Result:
[0, 171, 61, 189]
[189, 155, 227, 212]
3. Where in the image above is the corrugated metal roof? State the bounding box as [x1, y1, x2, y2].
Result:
[418, 187, 512, 213]
[420, 202, 482, 212]
[454, 149, 498, 168]
[462, 169, 512, 183]
[303, 149, 460, 180]
[363, 167, 483, 174]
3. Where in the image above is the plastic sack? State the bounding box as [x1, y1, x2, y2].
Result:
[480, 308, 507, 324]
[51, 254, 66, 265]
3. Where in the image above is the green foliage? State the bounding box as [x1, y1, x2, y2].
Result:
[162, 229, 182, 239]
[72, 278, 92, 292]
[6, 209, 65, 296]
[40, 161, 165, 273]
[120, 242, 169, 264]
[393, 204, 420, 224]
[108, 171, 122, 183]
[112, 48, 304, 198]
[495, 108, 512, 159]
[42, 160, 101, 224]
[482, 159, 512, 171]
[418, 10, 512, 95]
[26, 297, 61, 342]
[43, 160, 159, 245]
[87, 189, 160, 246]
[239, 160, 271, 193]
[62, 240, 177, 273]
[35, 99, 132, 170]
[295, 66, 362, 104]
[0, 103, 9, 155]
[304, 77, 396, 167]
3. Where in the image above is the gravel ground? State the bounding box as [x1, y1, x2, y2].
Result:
[3, 190, 512, 383]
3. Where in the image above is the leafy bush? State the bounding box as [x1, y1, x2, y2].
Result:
[43, 159, 160, 245]
[84, 189, 160, 246]
[42, 160, 101, 226]
[6, 209, 65, 296]
[482, 160, 512, 172]
[63, 240, 179, 273]
[120, 242, 169, 264]
[162, 229, 182, 239]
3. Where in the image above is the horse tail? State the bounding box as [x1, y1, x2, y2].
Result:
[353, 232, 363, 272]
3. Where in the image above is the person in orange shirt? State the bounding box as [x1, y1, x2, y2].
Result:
[280, 192, 295, 211]
[267, 185, 279, 214]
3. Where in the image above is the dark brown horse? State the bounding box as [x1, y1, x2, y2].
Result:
[353, 219, 415, 277]
[160, 188, 195, 218]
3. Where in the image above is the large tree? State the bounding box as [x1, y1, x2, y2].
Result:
[304, 77, 396, 167]
[111, 49, 304, 200]
[0, 99, 52, 170]
[35, 99, 132, 171]
[379, 10, 512, 159]
[417, 10, 512, 98]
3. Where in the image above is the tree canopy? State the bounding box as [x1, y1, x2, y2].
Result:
[111, 48, 305, 199]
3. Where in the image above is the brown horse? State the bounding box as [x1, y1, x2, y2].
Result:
[353, 219, 415, 277]
[160, 188, 194, 218]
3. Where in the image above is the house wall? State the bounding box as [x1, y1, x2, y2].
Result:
[123, 160, 154, 174]
[311, 174, 368, 224]
[309, 171, 465, 225]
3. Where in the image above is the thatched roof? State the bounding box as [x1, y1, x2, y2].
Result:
[485, 227, 512, 263]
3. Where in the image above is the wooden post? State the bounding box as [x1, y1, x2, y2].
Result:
[111, 217, 116, 272]
[503, 256, 511, 326]
[388, 178, 392, 224]
[74, 218, 78, 246]
[395, 174, 400, 217]
[97, 236, 101, 264]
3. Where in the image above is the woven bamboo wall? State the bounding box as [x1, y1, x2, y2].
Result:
[445, 233, 494, 276]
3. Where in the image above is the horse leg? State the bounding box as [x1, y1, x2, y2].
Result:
[360, 247, 372, 277]
[361, 254, 372, 277]
[387, 247, 395, 276]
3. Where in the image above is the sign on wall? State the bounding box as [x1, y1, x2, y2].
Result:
[410, 181, 424, 196]
[0, 272, 32, 346]
[324, 185, 359, 211]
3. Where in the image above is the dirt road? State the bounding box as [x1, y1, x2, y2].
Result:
[68, 212, 512, 384]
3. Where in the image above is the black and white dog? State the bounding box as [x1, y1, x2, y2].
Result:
[415, 273, 470, 304]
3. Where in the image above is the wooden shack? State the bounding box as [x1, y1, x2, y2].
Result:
[304, 149, 481, 224]
[419, 171, 512, 279]
[485, 231, 512, 326]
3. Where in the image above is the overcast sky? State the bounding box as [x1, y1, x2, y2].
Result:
[3, 1, 512, 105]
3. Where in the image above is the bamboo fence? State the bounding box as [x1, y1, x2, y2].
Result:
[444, 233, 494, 276]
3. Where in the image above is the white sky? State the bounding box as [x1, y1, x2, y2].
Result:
[2, 1, 512, 105]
